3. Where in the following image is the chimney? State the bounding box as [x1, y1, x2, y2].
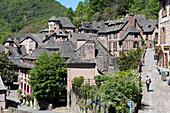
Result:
[77, 39, 86, 49]
[128, 13, 135, 27]
[85, 40, 95, 59]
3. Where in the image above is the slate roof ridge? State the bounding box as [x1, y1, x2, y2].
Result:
[49, 16, 59, 21]
[6, 38, 13, 42]
[120, 25, 140, 41]
[57, 17, 75, 28]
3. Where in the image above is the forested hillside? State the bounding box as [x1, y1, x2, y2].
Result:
[66, 0, 159, 27]
[0, 0, 67, 43]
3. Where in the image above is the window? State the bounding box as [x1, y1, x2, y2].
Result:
[113, 42, 117, 51]
[21, 82, 23, 89]
[109, 35, 111, 39]
[109, 42, 111, 51]
[133, 41, 139, 48]
[9, 42, 13, 46]
[146, 34, 148, 40]
[135, 34, 138, 38]
[162, 27, 165, 43]
[114, 33, 118, 39]
[27, 85, 29, 93]
[95, 49, 98, 57]
[155, 33, 158, 39]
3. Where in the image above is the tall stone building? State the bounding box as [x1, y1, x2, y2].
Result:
[158, 0, 170, 68]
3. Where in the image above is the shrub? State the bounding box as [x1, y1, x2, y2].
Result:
[26, 94, 31, 102]
[73, 76, 84, 87]
[94, 75, 110, 86]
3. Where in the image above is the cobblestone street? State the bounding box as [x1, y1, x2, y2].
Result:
[139, 49, 170, 113]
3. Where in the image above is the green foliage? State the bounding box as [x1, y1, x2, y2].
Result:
[0, 51, 14, 84]
[73, 76, 84, 87]
[141, 39, 145, 46]
[66, 8, 75, 21]
[0, 0, 67, 44]
[94, 75, 110, 87]
[99, 69, 141, 112]
[154, 45, 162, 62]
[153, 38, 158, 46]
[26, 94, 31, 102]
[117, 47, 142, 71]
[67, 0, 159, 28]
[29, 51, 67, 104]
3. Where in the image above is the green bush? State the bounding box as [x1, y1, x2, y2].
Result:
[94, 75, 110, 86]
[73, 76, 84, 87]
[26, 94, 31, 102]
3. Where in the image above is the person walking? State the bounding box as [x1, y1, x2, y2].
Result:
[146, 75, 151, 92]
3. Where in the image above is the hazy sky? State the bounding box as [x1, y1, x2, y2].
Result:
[56, 0, 84, 11]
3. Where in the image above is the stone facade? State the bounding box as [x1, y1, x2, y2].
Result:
[0, 76, 7, 109]
[158, 0, 170, 68]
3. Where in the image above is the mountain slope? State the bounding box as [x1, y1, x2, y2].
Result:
[0, 0, 67, 43]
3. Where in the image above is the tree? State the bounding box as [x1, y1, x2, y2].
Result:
[0, 51, 14, 85]
[66, 7, 75, 21]
[99, 69, 141, 112]
[29, 51, 67, 104]
[117, 48, 142, 71]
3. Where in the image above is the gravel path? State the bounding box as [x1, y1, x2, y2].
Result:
[139, 49, 170, 113]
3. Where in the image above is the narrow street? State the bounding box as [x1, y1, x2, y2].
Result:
[139, 49, 170, 113]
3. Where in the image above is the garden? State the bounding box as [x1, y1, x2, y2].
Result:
[71, 69, 142, 113]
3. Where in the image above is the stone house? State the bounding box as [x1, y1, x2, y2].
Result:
[79, 21, 104, 34]
[0, 76, 7, 109]
[66, 38, 119, 91]
[157, 0, 170, 68]
[98, 14, 158, 57]
[48, 16, 75, 35]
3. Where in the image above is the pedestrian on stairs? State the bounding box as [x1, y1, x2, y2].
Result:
[146, 75, 151, 92]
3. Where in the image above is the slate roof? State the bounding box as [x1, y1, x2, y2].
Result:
[60, 41, 76, 58]
[56, 29, 68, 36]
[40, 28, 49, 33]
[58, 17, 76, 28]
[48, 16, 60, 22]
[42, 37, 61, 49]
[7, 46, 21, 57]
[0, 44, 5, 52]
[0, 76, 7, 91]
[98, 21, 108, 33]
[69, 33, 90, 46]
[105, 14, 157, 33]
[31, 48, 47, 57]
[66, 38, 119, 74]
[137, 19, 158, 33]
[20, 45, 27, 56]
[120, 25, 140, 41]
[107, 19, 128, 33]
[6, 38, 13, 42]
[9, 56, 34, 69]
[79, 21, 103, 31]
[14, 34, 45, 44]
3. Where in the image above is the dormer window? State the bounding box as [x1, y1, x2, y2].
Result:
[59, 32, 62, 34]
